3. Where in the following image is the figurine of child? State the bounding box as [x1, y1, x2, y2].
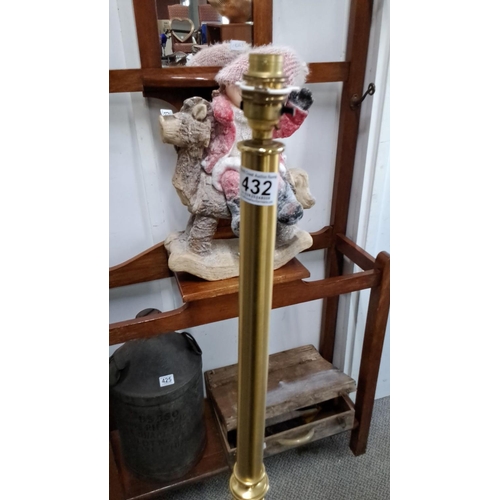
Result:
[199, 45, 313, 235]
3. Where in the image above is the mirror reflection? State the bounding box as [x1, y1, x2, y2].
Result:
[171, 18, 195, 42]
[156, 0, 253, 66]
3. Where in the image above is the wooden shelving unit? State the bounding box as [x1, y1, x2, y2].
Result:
[109, 1, 389, 499]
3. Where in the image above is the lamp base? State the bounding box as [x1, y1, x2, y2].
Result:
[229, 463, 269, 500]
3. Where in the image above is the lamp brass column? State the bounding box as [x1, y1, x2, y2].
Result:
[229, 53, 291, 500]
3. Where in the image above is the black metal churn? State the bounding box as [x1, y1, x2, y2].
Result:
[109, 331, 206, 482]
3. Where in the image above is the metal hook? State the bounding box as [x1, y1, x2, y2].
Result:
[350, 83, 376, 110]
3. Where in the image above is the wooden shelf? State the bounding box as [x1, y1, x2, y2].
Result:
[108, 233, 381, 345]
[173, 257, 310, 303]
[110, 400, 230, 500]
[108, 63, 350, 94]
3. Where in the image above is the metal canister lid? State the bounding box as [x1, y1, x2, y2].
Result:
[109, 331, 202, 407]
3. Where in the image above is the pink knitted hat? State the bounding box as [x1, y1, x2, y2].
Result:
[186, 42, 251, 67]
[215, 44, 309, 87]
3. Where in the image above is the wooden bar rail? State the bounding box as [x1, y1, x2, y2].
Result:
[109, 269, 379, 345]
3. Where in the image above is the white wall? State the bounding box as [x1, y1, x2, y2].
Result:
[109, 0, 390, 398]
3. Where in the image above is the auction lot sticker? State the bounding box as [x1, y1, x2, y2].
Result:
[240, 167, 279, 206]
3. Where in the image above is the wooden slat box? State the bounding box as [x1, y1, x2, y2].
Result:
[205, 345, 357, 463]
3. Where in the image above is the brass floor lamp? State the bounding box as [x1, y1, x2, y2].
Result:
[230, 53, 293, 500]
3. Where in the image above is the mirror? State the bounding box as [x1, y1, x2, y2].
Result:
[155, 0, 258, 67]
[208, 0, 251, 23]
[171, 17, 195, 43]
[110, 0, 269, 77]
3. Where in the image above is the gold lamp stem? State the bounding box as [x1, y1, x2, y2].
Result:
[230, 53, 289, 500]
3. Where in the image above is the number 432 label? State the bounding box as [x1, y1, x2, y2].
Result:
[240, 167, 279, 206]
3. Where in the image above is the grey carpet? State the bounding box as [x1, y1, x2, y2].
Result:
[162, 396, 389, 499]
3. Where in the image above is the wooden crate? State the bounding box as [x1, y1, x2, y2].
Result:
[205, 345, 357, 463]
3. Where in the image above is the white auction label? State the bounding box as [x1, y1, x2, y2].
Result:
[160, 109, 173, 116]
[230, 40, 247, 51]
[240, 167, 279, 206]
[159, 374, 175, 387]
